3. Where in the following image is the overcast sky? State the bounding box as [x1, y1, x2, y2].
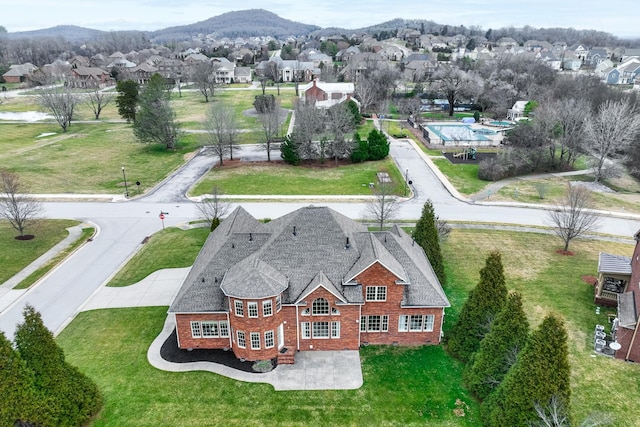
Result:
[4, 0, 640, 38]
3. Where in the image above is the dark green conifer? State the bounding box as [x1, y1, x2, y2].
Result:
[413, 199, 446, 285]
[464, 292, 529, 399]
[447, 251, 507, 362]
[481, 313, 571, 427]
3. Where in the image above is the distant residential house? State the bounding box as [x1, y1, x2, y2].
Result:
[524, 40, 552, 52]
[211, 57, 235, 84]
[618, 59, 640, 84]
[496, 37, 518, 47]
[107, 58, 136, 69]
[568, 44, 589, 60]
[594, 59, 614, 77]
[69, 55, 91, 69]
[129, 63, 158, 85]
[300, 79, 359, 110]
[234, 67, 252, 83]
[507, 100, 528, 120]
[183, 53, 209, 65]
[403, 59, 437, 82]
[335, 46, 361, 63]
[586, 48, 610, 67]
[562, 52, 583, 71]
[602, 67, 621, 85]
[68, 66, 111, 88]
[2, 63, 38, 83]
[379, 45, 404, 62]
[537, 52, 561, 70]
[168, 206, 450, 365]
[621, 48, 640, 61]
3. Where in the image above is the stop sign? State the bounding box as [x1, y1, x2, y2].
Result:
[159, 213, 165, 220]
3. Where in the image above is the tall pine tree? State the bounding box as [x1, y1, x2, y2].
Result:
[413, 199, 446, 285]
[481, 313, 571, 427]
[447, 251, 507, 362]
[464, 292, 529, 400]
[14, 305, 102, 427]
[0, 331, 39, 426]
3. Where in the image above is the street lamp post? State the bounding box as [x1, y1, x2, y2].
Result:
[404, 169, 409, 197]
[121, 166, 129, 198]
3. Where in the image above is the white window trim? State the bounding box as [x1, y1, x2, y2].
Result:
[312, 321, 330, 339]
[331, 321, 340, 338]
[365, 286, 387, 302]
[237, 331, 246, 348]
[201, 321, 219, 338]
[263, 300, 273, 317]
[190, 321, 202, 338]
[312, 298, 330, 316]
[250, 332, 260, 350]
[301, 322, 311, 339]
[248, 302, 259, 318]
[265, 330, 275, 348]
[219, 320, 230, 338]
[234, 300, 244, 317]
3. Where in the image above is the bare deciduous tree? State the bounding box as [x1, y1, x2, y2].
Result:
[547, 184, 600, 252]
[190, 61, 221, 102]
[258, 99, 283, 162]
[195, 185, 231, 228]
[531, 394, 612, 427]
[203, 102, 239, 166]
[0, 170, 43, 237]
[85, 88, 113, 120]
[584, 99, 640, 182]
[365, 181, 399, 230]
[433, 65, 478, 117]
[324, 103, 356, 164]
[38, 85, 79, 132]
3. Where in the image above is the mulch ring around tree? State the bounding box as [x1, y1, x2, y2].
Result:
[556, 249, 575, 256]
[582, 275, 598, 286]
[442, 151, 497, 165]
[160, 329, 271, 373]
[15, 235, 35, 240]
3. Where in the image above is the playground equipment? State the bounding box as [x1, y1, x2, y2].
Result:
[452, 147, 477, 160]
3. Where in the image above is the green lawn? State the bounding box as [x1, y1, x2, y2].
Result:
[431, 159, 487, 195]
[0, 122, 200, 193]
[190, 159, 405, 196]
[107, 227, 210, 287]
[441, 229, 639, 425]
[0, 219, 79, 284]
[57, 307, 480, 426]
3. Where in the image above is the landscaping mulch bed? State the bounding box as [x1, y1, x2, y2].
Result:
[582, 275, 598, 286]
[442, 151, 497, 165]
[160, 329, 257, 373]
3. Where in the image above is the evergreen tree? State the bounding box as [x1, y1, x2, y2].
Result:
[345, 99, 362, 127]
[115, 79, 139, 122]
[280, 135, 300, 165]
[413, 200, 446, 285]
[481, 313, 571, 427]
[0, 331, 40, 426]
[350, 132, 369, 163]
[14, 305, 102, 427]
[133, 73, 180, 149]
[447, 251, 507, 362]
[464, 292, 529, 400]
[367, 129, 390, 160]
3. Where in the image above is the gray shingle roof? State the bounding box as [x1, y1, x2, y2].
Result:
[169, 206, 450, 313]
[598, 252, 632, 275]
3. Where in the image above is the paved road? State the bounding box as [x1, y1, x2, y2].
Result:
[1, 132, 640, 340]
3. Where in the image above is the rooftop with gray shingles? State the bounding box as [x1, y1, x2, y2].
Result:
[170, 206, 449, 313]
[598, 252, 632, 275]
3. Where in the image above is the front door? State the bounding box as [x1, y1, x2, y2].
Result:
[277, 323, 284, 349]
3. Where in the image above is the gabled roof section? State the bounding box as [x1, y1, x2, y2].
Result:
[296, 271, 347, 304]
[598, 252, 632, 275]
[220, 256, 288, 299]
[344, 233, 408, 284]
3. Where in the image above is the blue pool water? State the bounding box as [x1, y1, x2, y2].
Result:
[426, 125, 490, 142]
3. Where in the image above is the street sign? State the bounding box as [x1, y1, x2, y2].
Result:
[159, 213, 165, 220]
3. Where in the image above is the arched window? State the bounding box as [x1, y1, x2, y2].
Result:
[312, 298, 329, 315]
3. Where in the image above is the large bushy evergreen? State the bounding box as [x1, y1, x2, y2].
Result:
[350, 132, 369, 163]
[413, 199, 446, 285]
[464, 292, 529, 400]
[0, 331, 39, 426]
[14, 305, 102, 427]
[115, 79, 139, 122]
[133, 73, 180, 149]
[447, 251, 507, 362]
[367, 129, 390, 160]
[280, 135, 300, 165]
[481, 313, 571, 427]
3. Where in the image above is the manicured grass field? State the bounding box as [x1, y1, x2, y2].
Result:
[107, 227, 210, 287]
[431, 159, 487, 195]
[0, 122, 199, 193]
[57, 307, 480, 426]
[190, 159, 405, 196]
[0, 219, 79, 284]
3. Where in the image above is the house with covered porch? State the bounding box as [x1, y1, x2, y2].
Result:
[594, 230, 640, 361]
[168, 206, 449, 365]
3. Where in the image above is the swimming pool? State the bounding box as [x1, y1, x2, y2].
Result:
[489, 120, 514, 127]
[426, 124, 490, 142]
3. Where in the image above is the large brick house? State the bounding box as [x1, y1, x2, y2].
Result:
[169, 206, 449, 364]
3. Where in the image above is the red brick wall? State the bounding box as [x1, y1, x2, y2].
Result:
[617, 236, 640, 361]
[175, 313, 230, 350]
[295, 287, 360, 351]
[305, 83, 327, 102]
[357, 262, 443, 345]
[229, 296, 284, 361]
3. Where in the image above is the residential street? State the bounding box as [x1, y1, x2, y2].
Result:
[1, 136, 639, 340]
